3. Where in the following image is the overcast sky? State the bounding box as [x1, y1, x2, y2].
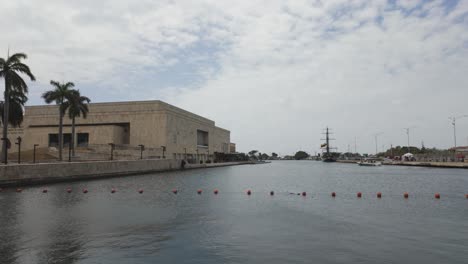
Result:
[1, 0, 468, 155]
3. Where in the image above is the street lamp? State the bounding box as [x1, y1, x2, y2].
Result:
[161, 146, 166, 159]
[374, 132, 383, 155]
[138, 144, 144, 159]
[33, 144, 39, 163]
[403, 126, 416, 153]
[449, 115, 468, 148]
[1, 137, 8, 164]
[68, 141, 72, 162]
[15, 136, 22, 164]
[108, 143, 115, 160]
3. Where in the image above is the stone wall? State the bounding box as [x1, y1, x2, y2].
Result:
[0, 159, 181, 186]
[0, 160, 250, 187]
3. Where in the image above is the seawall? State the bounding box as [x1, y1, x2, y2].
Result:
[0, 160, 251, 187]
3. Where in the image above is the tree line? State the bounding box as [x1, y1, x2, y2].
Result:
[0, 52, 90, 163]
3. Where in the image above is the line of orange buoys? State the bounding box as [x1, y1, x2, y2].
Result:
[1, 188, 467, 199]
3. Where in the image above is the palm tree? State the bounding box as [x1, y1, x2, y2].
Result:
[0, 90, 28, 127]
[0, 52, 35, 164]
[63, 90, 90, 157]
[42, 81, 75, 161]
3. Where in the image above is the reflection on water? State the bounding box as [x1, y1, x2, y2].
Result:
[1, 161, 468, 264]
[0, 193, 22, 263]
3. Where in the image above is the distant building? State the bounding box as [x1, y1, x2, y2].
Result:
[229, 143, 236, 153]
[449, 146, 468, 162]
[4, 100, 231, 161]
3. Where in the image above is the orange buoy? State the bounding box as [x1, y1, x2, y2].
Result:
[331, 192, 336, 197]
[67, 188, 72, 193]
[377, 192, 382, 198]
[83, 189, 88, 194]
[302, 191, 306, 196]
[404, 192, 409, 199]
[42, 189, 48, 193]
[435, 193, 440, 199]
[270, 191, 274, 196]
[16, 188, 22, 193]
[357, 192, 362, 198]
[172, 189, 178, 194]
[214, 189, 219, 195]
[197, 189, 202, 194]
[111, 188, 116, 193]
[138, 189, 144, 194]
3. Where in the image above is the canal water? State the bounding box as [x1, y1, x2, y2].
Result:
[1, 161, 467, 264]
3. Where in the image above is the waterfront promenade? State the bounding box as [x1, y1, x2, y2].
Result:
[337, 159, 468, 169]
[0, 159, 251, 187]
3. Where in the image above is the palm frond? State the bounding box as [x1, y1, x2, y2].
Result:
[10, 62, 36, 81]
[6, 53, 27, 64]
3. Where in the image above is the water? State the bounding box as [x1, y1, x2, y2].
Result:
[1, 161, 467, 264]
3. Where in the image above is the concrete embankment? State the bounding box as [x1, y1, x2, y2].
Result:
[0, 160, 251, 187]
[337, 159, 468, 169]
[383, 161, 468, 169]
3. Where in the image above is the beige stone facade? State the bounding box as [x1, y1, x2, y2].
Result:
[4, 100, 231, 161]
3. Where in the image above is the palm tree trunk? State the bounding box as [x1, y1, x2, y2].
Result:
[58, 109, 63, 161]
[1, 77, 10, 164]
[71, 116, 75, 157]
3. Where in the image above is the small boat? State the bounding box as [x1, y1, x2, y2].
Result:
[357, 159, 382, 166]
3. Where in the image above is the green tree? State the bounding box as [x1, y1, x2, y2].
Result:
[0, 90, 28, 127]
[261, 153, 269, 160]
[294, 151, 309, 160]
[248, 150, 258, 159]
[42, 81, 75, 161]
[63, 90, 90, 157]
[0, 52, 35, 163]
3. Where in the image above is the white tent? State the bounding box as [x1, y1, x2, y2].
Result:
[402, 153, 414, 161]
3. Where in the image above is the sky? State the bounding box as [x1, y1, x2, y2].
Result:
[1, 0, 468, 155]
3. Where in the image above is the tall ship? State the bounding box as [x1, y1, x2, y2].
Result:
[321, 127, 338, 162]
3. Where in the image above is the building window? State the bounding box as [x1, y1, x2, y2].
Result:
[48, 134, 58, 147]
[197, 130, 209, 147]
[48, 133, 71, 147]
[77, 133, 89, 147]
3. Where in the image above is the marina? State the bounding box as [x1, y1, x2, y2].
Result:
[1, 161, 467, 264]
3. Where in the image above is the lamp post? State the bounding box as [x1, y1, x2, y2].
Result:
[15, 136, 22, 164]
[68, 141, 72, 162]
[138, 144, 144, 159]
[33, 144, 39, 163]
[161, 146, 166, 159]
[449, 115, 468, 162]
[449, 115, 468, 149]
[403, 126, 416, 153]
[108, 143, 115, 160]
[1, 137, 8, 164]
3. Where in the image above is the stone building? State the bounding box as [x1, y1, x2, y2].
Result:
[4, 100, 231, 161]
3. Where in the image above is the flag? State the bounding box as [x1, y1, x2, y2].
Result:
[320, 143, 327, 148]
